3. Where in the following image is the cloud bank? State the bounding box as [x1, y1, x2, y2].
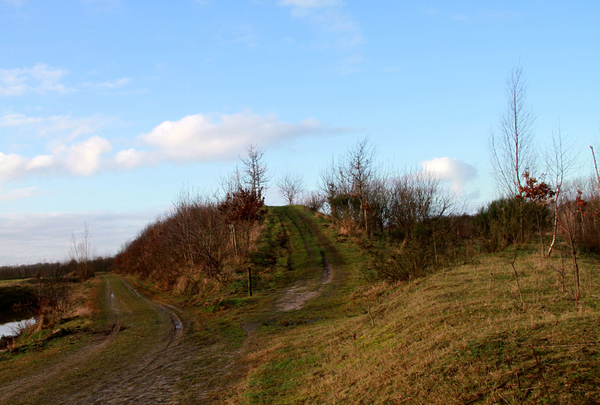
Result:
[139, 112, 338, 162]
[0, 209, 163, 265]
[0, 135, 113, 182]
[0, 186, 43, 201]
[117, 111, 353, 168]
[0, 111, 355, 188]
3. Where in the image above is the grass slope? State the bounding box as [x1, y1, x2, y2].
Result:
[226, 208, 600, 405]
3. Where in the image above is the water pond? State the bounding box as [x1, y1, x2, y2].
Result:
[0, 317, 36, 339]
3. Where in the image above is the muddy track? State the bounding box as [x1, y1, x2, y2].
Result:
[62, 278, 190, 405]
[0, 276, 194, 405]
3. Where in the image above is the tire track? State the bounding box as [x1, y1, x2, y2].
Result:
[275, 207, 340, 312]
[0, 277, 122, 405]
[64, 277, 190, 405]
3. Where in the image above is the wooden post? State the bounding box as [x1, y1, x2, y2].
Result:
[247, 265, 253, 296]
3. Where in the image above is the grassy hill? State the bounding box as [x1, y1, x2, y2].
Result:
[222, 206, 600, 404]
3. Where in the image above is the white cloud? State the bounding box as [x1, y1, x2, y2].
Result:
[85, 77, 131, 90]
[139, 111, 349, 163]
[0, 152, 26, 182]
[0, 111, 355, 179]
[65, 136, 112, 176]
[0, 186, 42, 201]
[114, 148, 154, 169]
[0, 136, 112, 181]
[421, 157, 477, 194]
[0, 63, 70, 96]
[0, 113, 43, 127]
[26, 155, 54, 170]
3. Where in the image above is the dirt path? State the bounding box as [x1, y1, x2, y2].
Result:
[0, 207, 347, 404]
[61, 279, 189, 405]
[275, 253, 334, 311]
[0, 275, 193, 405]
[275, 207, 343, 311]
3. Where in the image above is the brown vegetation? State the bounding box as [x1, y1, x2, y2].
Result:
[114, 146, 267, 297]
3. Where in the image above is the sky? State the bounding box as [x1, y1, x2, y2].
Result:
[1, 0, 599, 265]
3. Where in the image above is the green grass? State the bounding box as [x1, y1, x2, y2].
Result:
[224, 211, 600, 405]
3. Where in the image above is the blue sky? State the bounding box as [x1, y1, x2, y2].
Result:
[1, 0, 599, 264]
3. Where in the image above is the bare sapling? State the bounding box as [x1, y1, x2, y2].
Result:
[277, 172, 304, 205]
[489, 64, 536, 243]
[547, 126, 576, 257]
[70, 222, 94, 281]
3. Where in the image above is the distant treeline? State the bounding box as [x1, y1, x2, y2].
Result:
[0, 257, 115, 281]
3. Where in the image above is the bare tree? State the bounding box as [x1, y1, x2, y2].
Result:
[277, 172, 304, 205]
[346, 138, 377, 235]
[319, 157, 342, 218]
[219, 166, 243, 197]
[547, 126, 578, 256]
[375, 170, 454, 280]
[386, 170, 451, 240]
[591, 145, 600, 189]
[317, 139, 379, 235]
[490, 65, 536, 196]
[171, 191, 234, 283]
[489, 64, 536, 241]
[301, 191, 326, 212]
[240, 144, 269, 196]
[70, 222, 94, 281]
